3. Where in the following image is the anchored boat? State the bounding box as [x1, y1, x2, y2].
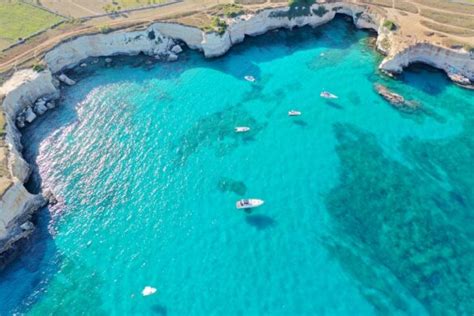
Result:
[236, 199, 264, 209]
[244, 75, 256, 82]
[235, 126, 250, 133]
[320, 91, 338, 99]
[288, 110, 302, 116]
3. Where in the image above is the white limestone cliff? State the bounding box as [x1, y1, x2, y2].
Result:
[41, 2, 472, 84]
[0, 182, 45, 239]
[0, 70, 56, 244]
[379, 43, 474, 84]
[45, 25, 182, 73]
[198, 3, 380, 57]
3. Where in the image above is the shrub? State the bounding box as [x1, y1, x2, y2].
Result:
[99, 25, 112, 33]
[221, 4, 244, 18]
[383, 20, 396, 31]
[32, 63, 46, 72]
[312, 5, 328, 17]
[203, 17, 228, 35]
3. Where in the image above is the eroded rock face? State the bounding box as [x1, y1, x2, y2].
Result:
[0, 182, 46, 240]
[0, 70, 58, 118]
[0, 69, 59, 254]
[379, 43, 474, 84]
[45, 25, 182, 73]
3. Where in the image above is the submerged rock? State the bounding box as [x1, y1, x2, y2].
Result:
[217, 177, 247, 196]
[374, 84, 419, 113]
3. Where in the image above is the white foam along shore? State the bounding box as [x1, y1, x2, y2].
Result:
[0, 1, 473, 259]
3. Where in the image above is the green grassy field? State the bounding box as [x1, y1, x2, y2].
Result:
[0, 1, 63, 50]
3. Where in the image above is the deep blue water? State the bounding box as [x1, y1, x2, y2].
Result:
[0, 18, 473, 315]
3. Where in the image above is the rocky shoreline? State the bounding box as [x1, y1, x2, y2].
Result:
[0, 1, 473, 264]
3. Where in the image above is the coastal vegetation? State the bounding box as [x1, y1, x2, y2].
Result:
[212, 4, 245, 18]
[202, 16, 228, 35]
[103, 0, 165, 12]
[383, 19, 396, 31]
[312, 5, 329, 17]
[0, 1, 62, 50]
[32, 62, 46, 72]
[269, 0, 316, 19]
[98, 24, 112, 34]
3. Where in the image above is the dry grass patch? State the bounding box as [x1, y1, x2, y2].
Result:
[420, 20, 474, 37]
[360, 0, 393, 8]
[412, 0, 474, 15]
[442, 38, 474, 51]
[394, 1, 418, 14]
[421, 8, 474, 30]
[169, 12, 213, 29]
[235, 0, 267, 4]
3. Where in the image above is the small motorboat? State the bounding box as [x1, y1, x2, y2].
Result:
[244, 75, 256, 82]
[142, 286, 157, 296]
[320, 91, 338, 99]
[288, 110, 302, 116]
[235, 126, 250, 133]
[236, 199, 264, 209]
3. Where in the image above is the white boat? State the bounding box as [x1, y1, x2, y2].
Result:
[288, 110, 302, 116]
[235, 126, 250, 133]
[236, 199, 264, 209]
[320, 91, 338, 99]
[244, 75, 256, 82]
[142, 286, 157, 296]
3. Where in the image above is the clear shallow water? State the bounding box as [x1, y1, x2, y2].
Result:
[1, 18, 473, 315]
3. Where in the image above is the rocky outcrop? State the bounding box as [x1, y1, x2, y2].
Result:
[374, 83, 420, 113]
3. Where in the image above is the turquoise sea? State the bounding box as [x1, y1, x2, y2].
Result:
[1, 18, 473, 315]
